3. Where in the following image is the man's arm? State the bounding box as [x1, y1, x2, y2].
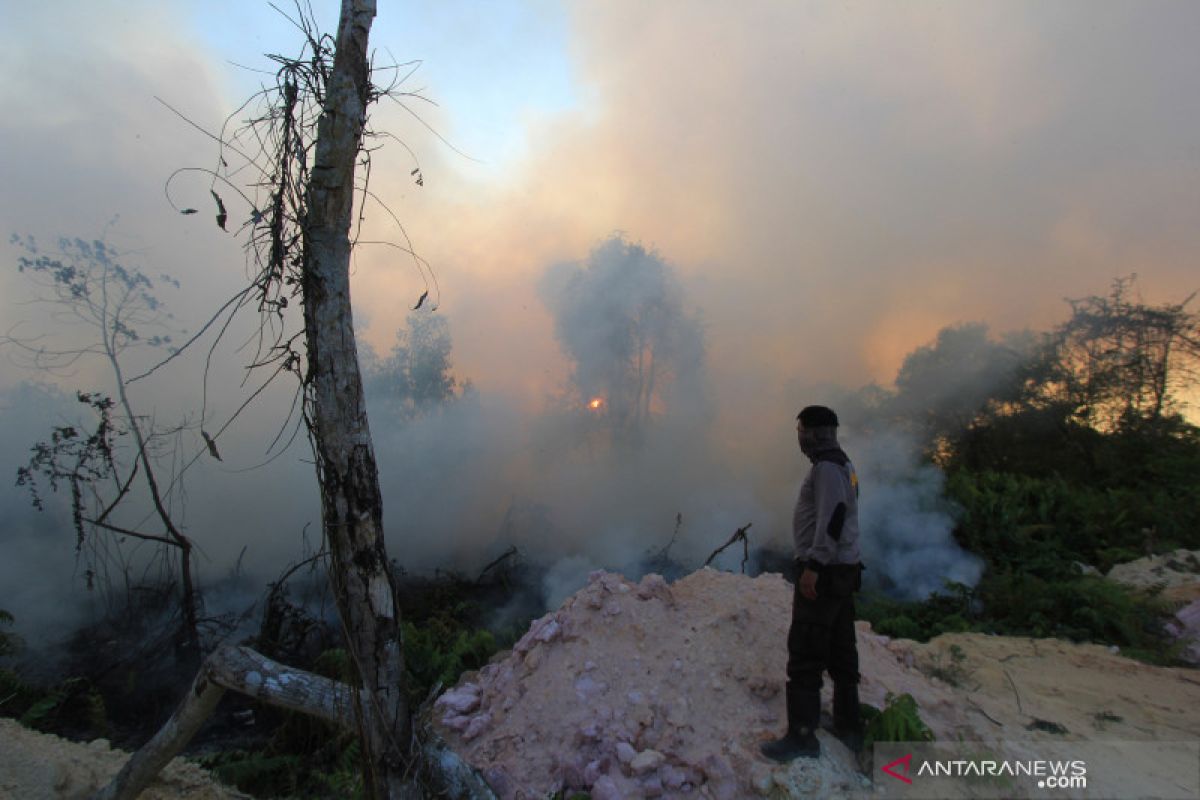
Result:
[800, 462, 849, 598]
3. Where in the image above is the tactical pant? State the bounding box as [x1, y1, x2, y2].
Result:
[785, 563, 862, 733]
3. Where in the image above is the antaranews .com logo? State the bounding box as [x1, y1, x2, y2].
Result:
[881, 752, 1086, 791]
[873, 741, 1199, 799]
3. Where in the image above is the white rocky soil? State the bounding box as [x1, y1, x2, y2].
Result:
[434, 567, 1200, 799]
[4, 555, 1199, 799]
[1107, 549, 1200, 665]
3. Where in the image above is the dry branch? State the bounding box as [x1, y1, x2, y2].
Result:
[704, 523, 753, 573]
[1003, 667, 1024, 715]
[90, 644, 495, 800]
[476, 546, 518, 583]
[89, 644, 358, 800]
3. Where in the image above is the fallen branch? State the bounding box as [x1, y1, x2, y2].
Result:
[651, 512, 684, 565]
[416, 716, 498, 799]
[476, 546, 518, 584]
[966, 698, 1004, 727]
[89, 644, 495, 800]
[704, 523, 752, 573]
[1003, 668, 1024, 715]
[90, 645, 359, 800]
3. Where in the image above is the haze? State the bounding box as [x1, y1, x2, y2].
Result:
[1, 2, 1197, 639]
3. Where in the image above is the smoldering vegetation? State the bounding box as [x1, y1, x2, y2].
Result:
[3, 232, 1198, 795]
[361, 236, 770, 611]
[358, 235, 981, 614]
[8, 236, 1195, 665]
[0, 233, 990, 656]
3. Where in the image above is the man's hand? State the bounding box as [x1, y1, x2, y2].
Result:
[800, 568, 819, 600]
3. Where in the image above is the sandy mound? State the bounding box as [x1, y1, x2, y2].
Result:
[435, 568, 870, 798]
[434, 568, 1200, 799]
[0, 717, 248, 800]
[1104, 548, 1200, 664]
[9, 565, 1197, 799]
[1169, 600, 1200, 664]
[1107, 548, 1200, 605]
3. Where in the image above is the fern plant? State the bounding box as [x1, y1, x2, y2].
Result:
[862, 692, 935, 751]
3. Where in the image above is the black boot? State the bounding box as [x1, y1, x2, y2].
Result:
[831, 681, 863, 754]
[760, 685, 820, 763]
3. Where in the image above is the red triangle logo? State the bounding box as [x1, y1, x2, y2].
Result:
[882, 753, 914, 784]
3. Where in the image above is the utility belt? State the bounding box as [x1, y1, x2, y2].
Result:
[795, 560, 864, 598]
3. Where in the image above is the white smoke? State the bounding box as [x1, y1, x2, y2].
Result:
[1, 234, 1001, 649]
[0, 383, 96, 645]
[850, 429, 983, 601]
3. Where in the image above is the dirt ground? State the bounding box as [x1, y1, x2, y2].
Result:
[4, 563, 1198, 799]
[434, 568, 1200, 799]
[0, 717, 248, 800]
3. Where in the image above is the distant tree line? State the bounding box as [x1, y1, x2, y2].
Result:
[361, 310, 469, 422]
[854, 277, 1200, 662]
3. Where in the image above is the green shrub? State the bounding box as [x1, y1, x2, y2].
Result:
[202, 751, 306, 798]
[858, 581, 978, 642]
[0, 668, 37, 717]
[946, 466, 1199, 575]
[0, 610, 20, 659]
[860, 567, 1179, 664]
[872, 614, 923, 641]
[862, 693, 935, 751]
[978, 572, 1176, 659]
[312, 647, 355, 684]
[17, 676, 107, 737]
[307, 740, 363, 799]
[402, 621, 497, 701]
[200, 727, 363, 798]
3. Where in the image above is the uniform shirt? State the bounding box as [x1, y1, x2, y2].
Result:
[793, 453, 860, 569]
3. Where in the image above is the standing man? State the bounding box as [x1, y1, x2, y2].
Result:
[761, 405, 864, 762]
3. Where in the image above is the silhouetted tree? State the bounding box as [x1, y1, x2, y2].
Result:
[8, 237, 201, 661]
[1026, 276, 1200, 432]
[890, 322, 1033, 449]
[364, 311, 464, 420]
[93, 1, 432, 797]
[540, 235, 705, 443]
[937, 278, 1200, 480]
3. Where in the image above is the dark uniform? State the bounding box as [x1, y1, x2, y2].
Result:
[762, 406, 864, 762]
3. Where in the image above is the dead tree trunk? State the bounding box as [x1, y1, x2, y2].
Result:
[298, 0, 411, 796]
[90, 646, 353, 800]
[90, 646, 494, 800]
[92, 2, 440, 797]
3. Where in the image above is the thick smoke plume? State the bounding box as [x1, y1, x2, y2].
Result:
[365, 236, 763, 607]
[1, 234, 1007, 648]
[357, 236, 987, 610]
[538, 236, 707, 443]
[851, 430, 983, 601]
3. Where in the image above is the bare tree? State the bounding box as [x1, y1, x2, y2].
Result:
[296, 0, 408, 792]
[8, 237, 202, 662]
[89, 1, 498, 797]
[540, 235, 706, 444]
[1028, 276, 1200, 432]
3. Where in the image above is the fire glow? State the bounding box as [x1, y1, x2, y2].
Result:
[587, 397, 605, 411]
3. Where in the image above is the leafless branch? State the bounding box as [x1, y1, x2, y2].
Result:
[704, 523, 753, 573]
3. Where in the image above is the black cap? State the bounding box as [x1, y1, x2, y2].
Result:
[798, 405, 839, 427]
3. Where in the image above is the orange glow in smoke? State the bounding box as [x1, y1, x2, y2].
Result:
[587, 397, 605, 411]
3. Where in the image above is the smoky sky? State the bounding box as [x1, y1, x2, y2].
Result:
[0, 234, 980, 646]
[5, 2, 1200, 403]
[1, 2, 1196, 638]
